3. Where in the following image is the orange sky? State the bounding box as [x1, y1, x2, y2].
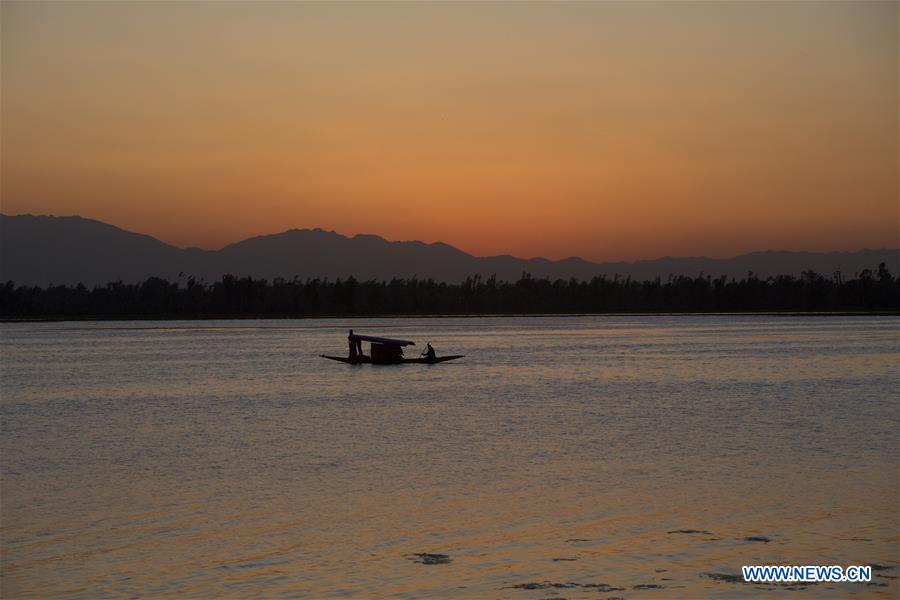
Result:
[2, 1, 897, 261]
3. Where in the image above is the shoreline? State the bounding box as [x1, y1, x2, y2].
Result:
[3, 311, 898, 323]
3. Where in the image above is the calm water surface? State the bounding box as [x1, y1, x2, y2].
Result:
[1, 316, 898, 598]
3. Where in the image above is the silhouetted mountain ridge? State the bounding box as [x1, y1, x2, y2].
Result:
[1, 214, 897, 287]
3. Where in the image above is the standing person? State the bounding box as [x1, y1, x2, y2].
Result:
[348, 329, 357, 360]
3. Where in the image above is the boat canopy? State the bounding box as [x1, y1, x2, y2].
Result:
[352, 334, 415, 346]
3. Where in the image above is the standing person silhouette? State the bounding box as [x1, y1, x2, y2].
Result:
[348, 329, 358, 360]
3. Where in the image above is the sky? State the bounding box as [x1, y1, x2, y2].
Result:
[2, 1, 897, 261]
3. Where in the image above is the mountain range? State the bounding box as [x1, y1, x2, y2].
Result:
[1, 214, 897, 287]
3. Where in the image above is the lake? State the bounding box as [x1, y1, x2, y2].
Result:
[1, 316, 897, 598]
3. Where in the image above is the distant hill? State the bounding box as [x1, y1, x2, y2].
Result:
[1, 214, 897, 287]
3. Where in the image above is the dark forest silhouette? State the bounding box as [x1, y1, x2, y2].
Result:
[2, 264, 898, 318]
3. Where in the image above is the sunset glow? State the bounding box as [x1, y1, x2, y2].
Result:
[2, 1, 897, 260]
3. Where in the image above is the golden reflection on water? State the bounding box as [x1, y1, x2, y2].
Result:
[1, 316, 897, 597]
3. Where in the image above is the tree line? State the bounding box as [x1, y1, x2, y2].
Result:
[1, 264, 898, 318]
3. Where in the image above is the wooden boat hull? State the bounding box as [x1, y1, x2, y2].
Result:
[320, 354, 463, 365]
[401, 355, 464, 364]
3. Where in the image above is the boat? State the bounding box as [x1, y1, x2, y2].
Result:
[320, 333, 464, 365]
[319, 354, 464, 365]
